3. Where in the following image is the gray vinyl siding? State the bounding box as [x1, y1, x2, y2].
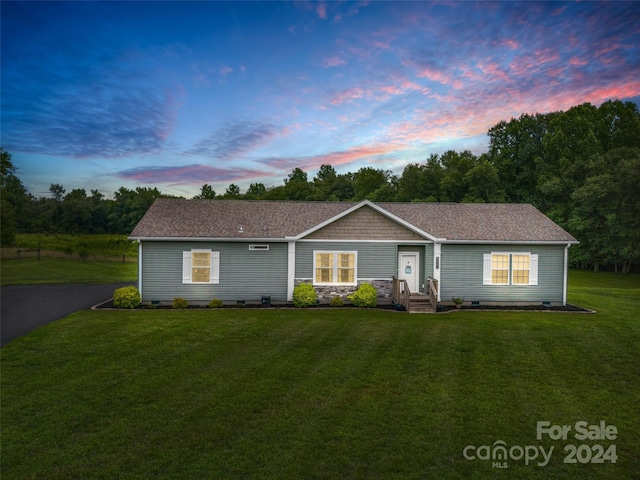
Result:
[440, 244, 565, 304]
[141, 241, 288, 302]
[296, 241, 397, 279]
[425, 243, 434, 279]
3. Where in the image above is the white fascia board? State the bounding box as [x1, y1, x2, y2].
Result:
[441, 239, 579, 245]
[293, 199, 442, 242]
[297, 238, 433, 244]
[128, 236, 288, 242]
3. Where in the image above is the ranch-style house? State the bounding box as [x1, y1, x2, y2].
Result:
[129, 199, 578, 312]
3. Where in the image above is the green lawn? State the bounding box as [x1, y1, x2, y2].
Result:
[13, 233, 138, 259]
[1, 257, 137, 285]
[1, 272, 639, 479]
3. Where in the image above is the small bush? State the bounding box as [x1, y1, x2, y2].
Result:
[348, 283, 377, 308]
[329, 295, 344, 307]
[113, 286, 141, 309]
[293, 283, 317, 307]
[172, 297, 188, 309]
[208, 298, 223, 308]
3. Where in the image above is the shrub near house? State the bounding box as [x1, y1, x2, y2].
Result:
[113, 286, 141, 309]
[293, 283, 317, 307]
[349, 284, 377, 307]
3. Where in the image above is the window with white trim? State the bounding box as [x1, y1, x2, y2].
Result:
[183, 250, 220, 284]
[483, 253, 538, 286]
[314, 251, 356, 285]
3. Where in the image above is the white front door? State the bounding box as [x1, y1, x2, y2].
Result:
[399, 252, 419, 293]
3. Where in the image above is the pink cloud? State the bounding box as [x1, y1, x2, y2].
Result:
[322, 55, 347, 68]
[399, 75, 640, 150]
[387, 112, 484, 146]
[477, 62, 510, 82]
[117, 164, 271, 186]
[414, 67, 451, 86]
[262, 143, 403, 173]
[330, 86, 367, 105]
[535, 48, 561, 64]
[507, 46, 563, 78]
[569, 57, 588, 66]
[316, 2, 327, 19]
[219, 63, 233, 76]
[596, 44, 623, 56]
[503, 39, 521, 50]
[580, 81, 640, 105]
[551, 5, 567, 16]
[593, 44, 628, 67]
[379, 79, 429, 97]
[328, 75, 430, 106]
[371, 39, 390, 50]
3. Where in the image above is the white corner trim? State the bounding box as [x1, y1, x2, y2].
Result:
[563, 243, 570, 306]
[287, 240, 296, 301]
[433, 243, 441, 301]
[138, 240, 143, 299]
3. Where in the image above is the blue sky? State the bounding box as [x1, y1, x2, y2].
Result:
[2, 1, 639, 198]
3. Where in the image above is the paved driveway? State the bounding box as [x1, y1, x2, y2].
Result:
[1, 282, 134, 347]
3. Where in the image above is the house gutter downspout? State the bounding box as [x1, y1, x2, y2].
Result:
[138, 241, 143, 300]
[563, 243, 570, 306]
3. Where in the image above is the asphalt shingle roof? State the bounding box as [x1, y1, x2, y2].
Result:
[129, 199, 577, 243]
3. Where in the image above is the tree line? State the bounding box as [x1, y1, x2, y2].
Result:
[2, 100, 639, 272]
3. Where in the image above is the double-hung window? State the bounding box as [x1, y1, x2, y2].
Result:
[314, 251, 356, 285]
[490, 254, 510, 285]
[483, 253, 537, 286]
[183, 249, 220, 284]
[511, 254, 531, 285]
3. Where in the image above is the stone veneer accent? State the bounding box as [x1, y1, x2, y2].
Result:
[295, 279, 393, 302]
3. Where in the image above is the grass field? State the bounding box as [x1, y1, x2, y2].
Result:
[2, 233, 138, 262]
[1, 257, 137, 285]
[1, 272, 639, 479]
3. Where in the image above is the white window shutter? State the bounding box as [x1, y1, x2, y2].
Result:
[529, 254, 538, 285]
[210, 251, 220, 284]
[182, 251, 192, 283]
[483, 254, 492, 285]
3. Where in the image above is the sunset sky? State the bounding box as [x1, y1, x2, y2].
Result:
[2, 1, 639, 198]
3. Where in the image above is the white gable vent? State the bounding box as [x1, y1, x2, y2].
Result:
[249, 245, 270, 251]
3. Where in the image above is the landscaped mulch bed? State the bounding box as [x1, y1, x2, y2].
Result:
[95, 299, 592, 313]
[437, 303, 592, 313]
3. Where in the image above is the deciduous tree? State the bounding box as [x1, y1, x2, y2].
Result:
[193, 184, 216, 199]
